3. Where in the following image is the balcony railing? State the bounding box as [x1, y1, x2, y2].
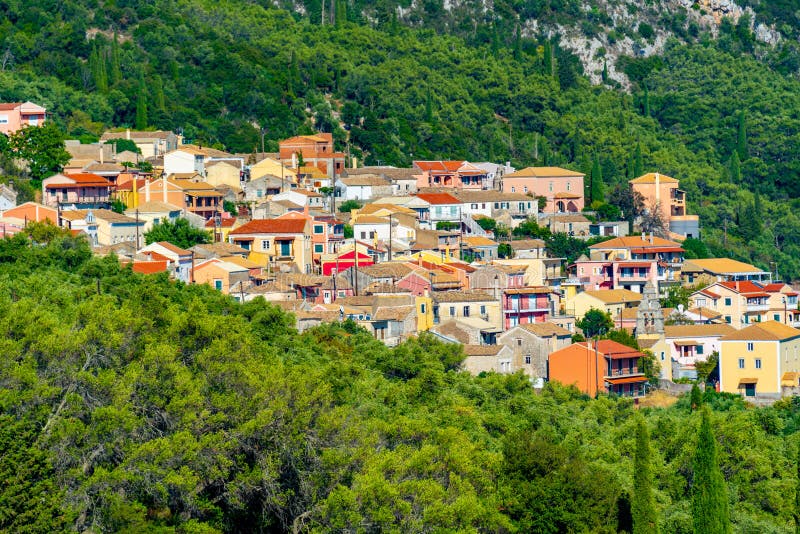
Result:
[504, 306, 550, 314]
[605, 367, 642, 377]
[746, 303, 769, 312]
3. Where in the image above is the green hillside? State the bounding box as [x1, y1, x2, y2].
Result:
[1, 1, 800, 276]
[1, 225, 799, 532]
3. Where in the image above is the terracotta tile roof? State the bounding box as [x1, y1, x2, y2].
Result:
[230, 219, 307, 235]
[718, 281, 770, 296]
[431, 322, 471, 344]
[373, 306, 415, 321]
[722, 321, 800, 341]
[463, 236, 498, 247]
[687, 307, 723, 319]
[101, 130, 174, 141]
[462, 344, 503, 356]
[589, 236, 683, 250]
[504, 287, 552, 295]
[340, 176, 391, 187]
[433, 291, 495, 303]
[683, 258, 764, 274]
[592, 340, 646, 359]
[582, 289, 642, 304]
[353, 215, 390, 225]
[128, 201, 182, 213]
[665, 324, 736, 338]
[516, 322, 572, 337]
[131, 260, 168, 274]
[504, 166, 585, 178]
[155, 241, 192, 256]
[205, 218, 237, 228]
[414, 192, 461, 205]
[629, 172, 679, 184]
[46, 173, 111, 188]
[509, 239, 546, 250]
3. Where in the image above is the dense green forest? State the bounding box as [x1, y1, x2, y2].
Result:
[0, 224, 798, 532]
[1, 0, 800, 277]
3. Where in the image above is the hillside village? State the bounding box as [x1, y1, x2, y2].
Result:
[2, 106, 798, 403]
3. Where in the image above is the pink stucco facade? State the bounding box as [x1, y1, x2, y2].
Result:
[0, 102, 46, 135]
[499, 167, 585, 213]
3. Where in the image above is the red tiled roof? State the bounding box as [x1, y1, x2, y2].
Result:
[0, 103, 21, 110]
[205, 218, 237, 228]
[131, 260, 168, 274]
[229, 218, 307, 235]
[699, 289, 721, 299]
[719, 281, 769, 295]
[594, 340, 645, 359]
[45, 173, 111, 188]
[415, 192, 461, 205]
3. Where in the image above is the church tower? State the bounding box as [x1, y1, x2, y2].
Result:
[636, 281, 664, 336]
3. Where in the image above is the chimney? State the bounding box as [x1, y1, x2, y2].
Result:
[145, 178, 151, 203]
[162, 177, 168, 202]
[641, 231, 645, 240]
[126, 128, 130, 140]
[649, 232, 653, 244]
[99, 146, 104, 164]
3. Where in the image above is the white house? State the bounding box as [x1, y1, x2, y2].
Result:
[352, 215, 415, 244]
[0, 184, 17, 211]
[337, 175, 393, 202]
[138, 241, 194, 283]
[272, 189, 324, 209]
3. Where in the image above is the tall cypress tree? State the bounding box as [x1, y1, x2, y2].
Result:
[590, 154, 604, 204]
[110, 34, 122, 85]
[513, 25, 522, 61]
[632, 417, 658, 534]
[729, 151, 741, 183]
[602, 59, 608, 83]
[642, 84, 651, 117]
[634, 142, 644, 178]
[543, 40, 554, 78]
[89, 42, 108, 93]
[692, 407, 732, 534]
[425, 86, 434, 123]
[135, 79, 148, 130]
[736, 110, 747, 160]
[490, 20, 500, 57]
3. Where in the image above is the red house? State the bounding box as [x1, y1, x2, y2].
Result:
[321, 246, 375, 276]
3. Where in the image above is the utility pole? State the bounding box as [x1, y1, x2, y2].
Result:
[134, 208, 140, 249]
[388, 213, 393, 262]
[331, 159, 337, 214]
[458, 205, 463, 262]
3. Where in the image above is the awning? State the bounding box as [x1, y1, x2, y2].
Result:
[618, 262, 652, 269]
[738, 378, 758, 386]
[605, 375, 648, 385]
[674, 340, 701, 347]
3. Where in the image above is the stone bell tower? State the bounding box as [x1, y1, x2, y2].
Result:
[636, 281, 664, 336]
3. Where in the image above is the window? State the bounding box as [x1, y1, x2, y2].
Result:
[314, 244, 323, 253]
[261, 240, 270, 251]
[511, 186, 516, 193]
[738, 358, 745, 369]
[471, 203, 478, 209]
[774, 314, 781, 321]
[755, 358, 762, 369]
[360, 232, 367, 239]
[480, 305, 486, 315]
[523, 186, 528, 193]
[214, 279, 223, 291]
[660, 351, 665, 361]
[725, 316, 732, 324]
[313, 224, 324, 234]
[0, 115, 8, 124]
[724, 297, 732, 306]
[524, 355, 531, 364]
[449, 306, 455, 316]
[420, 303, 426, 313]
[463, 305, 470, 317]
[494, 202, 499, 209]
[747, 342, 754, 351]
[516, 338, 522, 347]
[696, 345, 704, 355]
[566, 182, 572, 191]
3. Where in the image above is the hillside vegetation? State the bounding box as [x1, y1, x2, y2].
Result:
[1, 1, 800, 276]
[0, 225, 798, 532]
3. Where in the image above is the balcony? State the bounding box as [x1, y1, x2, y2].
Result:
[746, 303, 769, 312]
[504, 306, 550, 314]
[605, 367, 642, 378]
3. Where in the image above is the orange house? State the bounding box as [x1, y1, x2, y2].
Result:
[279, 133, 345, 178]
[136, 177, 222, 220]
[1, 202, 58, 224]
[549, 340, 649, 398]
[629, 172, 700, 239]
[0, 101, 46, 135]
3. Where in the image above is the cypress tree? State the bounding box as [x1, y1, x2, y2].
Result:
[425, 86, 434, 123]
[602, 59, 608, 82]
[690, 384, 703, 411]
[543, 40, 554, 78]
[729, 151, 741, 183]
[634, 142, 644, 178]
[152, 75, 165, 111]
[110, 34, 122, 85]
[90, 42, 108, 93]
[135, 80, 148, 130]
[642, 85, 651, 117]
[736, 110, 747, 160]
[632, 417, 658, 534]
[288, 50, 300, 96]
[335, 0, 346, 26]
[692, 407, 732, 534]
[513, 25, 522, 61]
[490, 20, 500, 57]
[590, 155, 604, 204]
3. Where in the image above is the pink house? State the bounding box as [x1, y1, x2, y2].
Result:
[571, 258, 660, 292]
[41, 173, 112, 209]
[502, 287, 553, 329]
[0, 102, 46, 135]
[499, 167, 584, 213]
[414, 161, 491, 190]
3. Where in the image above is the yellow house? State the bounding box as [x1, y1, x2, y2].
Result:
[249, 157, 297, 184]
[415, 295, 434, 332]
[719, 321, 800, 397]
[227, 218, 312, 273]
[566, 289, 642, 323]
[432, 291, 503, 329]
